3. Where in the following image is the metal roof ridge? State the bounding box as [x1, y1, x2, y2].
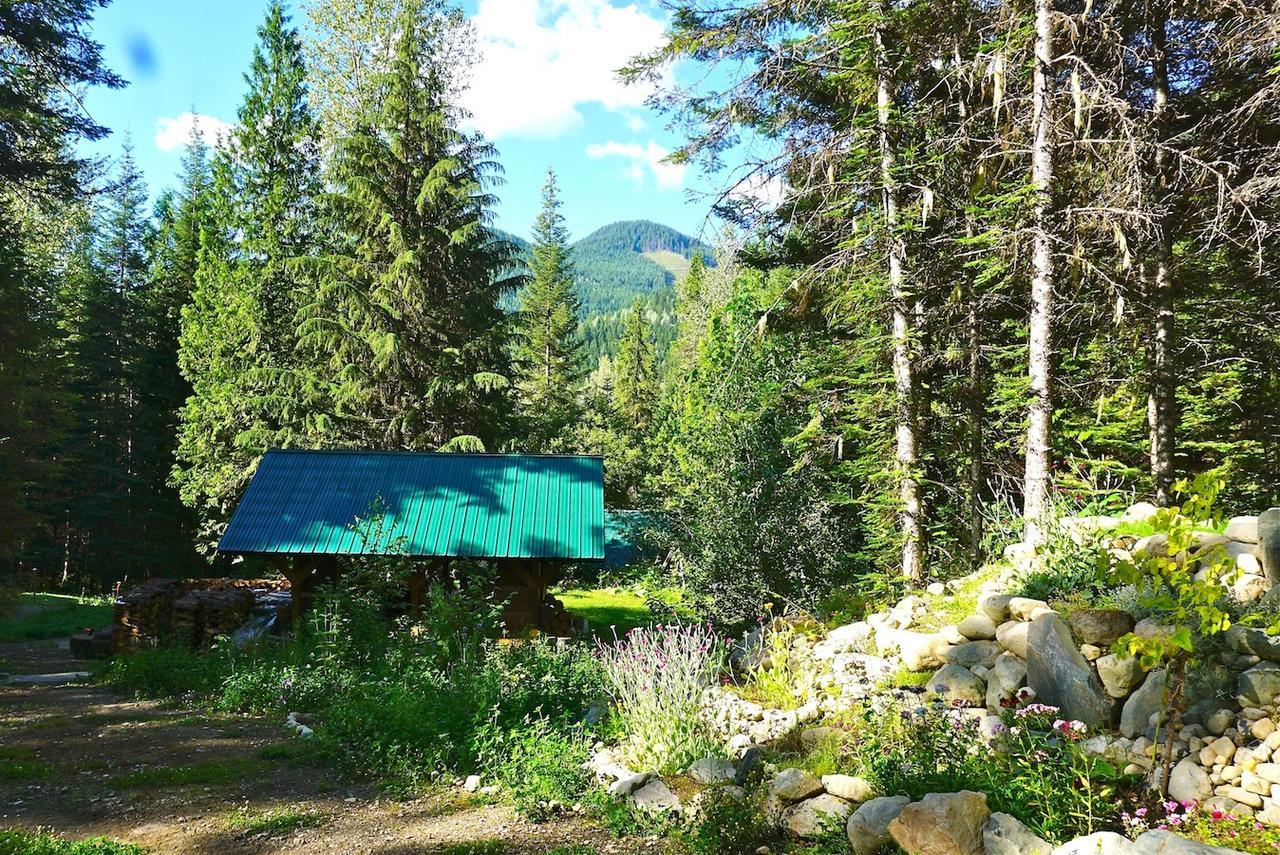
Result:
[262, 448, 605, 460]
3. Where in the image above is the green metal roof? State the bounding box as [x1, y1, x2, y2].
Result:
[218, 450, 605, 560]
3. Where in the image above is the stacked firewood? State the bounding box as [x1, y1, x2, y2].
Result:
[171, 587, 255, 648]
[540, 594, 587, 638]
[113, 577, 186, 645]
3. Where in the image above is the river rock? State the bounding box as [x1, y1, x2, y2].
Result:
[1068, 608, 1135, 646]
[983, 812, 1053, 855]
[1097, 653, 1146, 698]
[1169, 757, 1213, 804]
[847, 795, 911, 855]
[946, 641, 1000, 670]
[996, 621, 1030, 658]
[1124, 502, 1160, 523]
[1260, 509, 1280, 587]
[631, 778, 680, 812]
[1239, 661, 1280, 708]
[1226, 516, 1259, 544]
[985, 652, 1027, 709]
[1131, 829, 1249, 853]
[822, 774, 874, 802]
[785, 793, 853, 838]
[1009, 597, 1051, 621]
[1121, 669, 1168, 738]
[1226, 625, 1280, 663]
[1026, 612, 1115, 730]
[883, 629, 952, 671]
[888, 790, 990, 855]
[688, 756, 735, 785]
[926, 664, 985, 707]
[1054, 832, 1133, 855]
[978, 594, 1013, 623]
[770, 767, 825, 802]
[957, 614, 997, 640]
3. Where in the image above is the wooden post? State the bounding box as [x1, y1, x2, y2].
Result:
[280, 556, 314, 632]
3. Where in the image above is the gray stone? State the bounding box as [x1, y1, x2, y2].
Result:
[996, 621, 1030, 658]
[1260, 508, 1280, 587]
[1226, 516, 1259, 544]
[609, 771, 653, 797]
[1068, 608, 1136, 646]
[631, 778, 680, 812]
[1225, 625, 1280, 663]
[826, 620, 875, 652]
[785, 793, 854, 838]
[1097, 653, 1146, 699]
[734, 746, 766, 786]
[1168, 757, 1213, 805]
[847, 795, 911, 855]
[983, 812, 1053, 855]
[1026, 612, 1115, 730]
[945, 641, 1000, 670]
[888, 790, 990, 855]
[4, 671, 91, 686]
[1122, 669, 1168, 738]
[985, 652, 1028, 709]
[957, 613, 997, 640]
[1053, 832, 1133, 855]
[882, 629, 953, 671]
[1009, 597, 1051, 620]
[1131, 829, 1248, 853]
[770, 767, 825, 802]
[978, 594, 1013, 623]
[1239, 661, 1280, 707]
[688, 756, 735, 785]
[821, 774, 874, 802]
[926, 664, 986, 707]
[1207, 708, 1235, 736]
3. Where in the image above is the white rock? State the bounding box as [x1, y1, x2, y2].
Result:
[1227, 516, 1259, 544]
[984, 812, 1053, 855]
[1169, 758, 1213, 804]
[1123, 502, 1161, 523]
[463, 774, 481, 792]
[785, 793, 853, 838]
[821, 774, 873, 803]
[1053, 831, 1133, 855]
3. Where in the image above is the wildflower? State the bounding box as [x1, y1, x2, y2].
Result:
[1211, 810, 1224, 820]
[1136, 808, 1148, 818]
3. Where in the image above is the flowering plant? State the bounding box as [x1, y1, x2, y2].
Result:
[597, 622, 726, 774]
[1123, 799, 1280, 850]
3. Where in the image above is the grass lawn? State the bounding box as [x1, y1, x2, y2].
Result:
[555, 586, 688, 638]
[0, 830, 147, 854]
[0, 592, 112, 642]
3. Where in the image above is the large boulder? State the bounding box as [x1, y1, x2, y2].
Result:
[1097, 653, 1146, 699]
[1068, 608, 1136, 646]
[1026, 612, 1115, 730]
[957, 613, 997, 641]
[926, 664, 986, 707]
[1009, 597, 1051, 621]
[1238, 661, 1280, 708]
[1121, 669, 1168, 738]
[631, 778, 680, 813]
[823, 621, 875, 655]
[1131, 829, 1248, 853]
[1226, 516, 1259, 544]
[821, 774, 873, 802]
[1260, 508, 1280, 587]
[978, 593, 1013, 623]
[1054, 832, 1133, 855]
[1168, 757, 1213, 805]
[688, 756, 735, 785]
[1226, 625, 1280, 663]
[785, 793, 853, 838]
[983, 812, 1052, 855]
[847, 795, 911, 855]
[888, 790, 990, 855]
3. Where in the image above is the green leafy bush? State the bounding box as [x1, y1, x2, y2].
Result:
[678, 789, 780, 855]
[0, 832, 147, 855]
[102, 644, 231, 697]
[495, 718, 593, 819]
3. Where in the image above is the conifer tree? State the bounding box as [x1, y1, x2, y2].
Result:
[175, 2, 325, 550]
[612, 299, 657, 432]
[298, 11, 516, 451]
[514, 168, 582, 447]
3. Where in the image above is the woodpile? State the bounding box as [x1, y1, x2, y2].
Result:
[540, 594, 586, 638]
[113, 577, 186, 646]
[171, 587, 254, 648]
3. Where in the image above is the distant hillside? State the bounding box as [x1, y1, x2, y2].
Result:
[501, 220, 712, 365]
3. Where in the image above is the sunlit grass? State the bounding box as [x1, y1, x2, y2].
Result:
[223, 806, 327, 836]
[0, 830, 147, 855]
[0, 591, 112, 642]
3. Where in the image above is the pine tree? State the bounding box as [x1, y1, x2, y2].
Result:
[298, 11, 516, 451]
[175, 1, 325, 550]
[514, 168, 582, 447]
[612, 299, 657, 432]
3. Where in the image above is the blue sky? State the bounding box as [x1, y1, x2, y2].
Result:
[80, 0, 722, 241]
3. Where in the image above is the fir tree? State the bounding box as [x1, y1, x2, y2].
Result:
[514, 168, 582, 447]
[612, 299, 656, 432]
[298, 11, 516, 451]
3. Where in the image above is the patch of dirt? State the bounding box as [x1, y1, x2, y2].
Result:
[0, 644, 658, 854]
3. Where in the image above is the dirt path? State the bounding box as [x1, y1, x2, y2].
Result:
[0, 645, 655, 855]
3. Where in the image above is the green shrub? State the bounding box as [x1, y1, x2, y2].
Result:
[736, 617, 815, 710]
[0, 831, 147, 855]
[495, 718, 593, 819]
[678, 789, 780, 855]
[102, 645, 231, 697]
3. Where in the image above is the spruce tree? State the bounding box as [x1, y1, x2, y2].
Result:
[175, 1, 324, 550]
[612, 299, 657, 432]
[514, 168, 582, 448]
[298, 11, 516, 451]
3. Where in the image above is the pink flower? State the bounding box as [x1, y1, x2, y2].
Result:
[1211, 810, 1224, 820]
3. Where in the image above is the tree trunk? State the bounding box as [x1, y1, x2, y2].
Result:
[1147, 5, 1176, 506]
[876, 2, 923, 584]
[1023, 0, 1057, 548]
[967, 244, 985, 571]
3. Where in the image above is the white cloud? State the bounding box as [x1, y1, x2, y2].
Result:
[585, 140, 685, 190]
[154, 112, 233, 152]
[464, 0, 670, 139]
[625, 114, 646, 133]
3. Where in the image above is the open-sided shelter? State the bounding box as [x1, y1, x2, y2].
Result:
[217, 449, 606, 631]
